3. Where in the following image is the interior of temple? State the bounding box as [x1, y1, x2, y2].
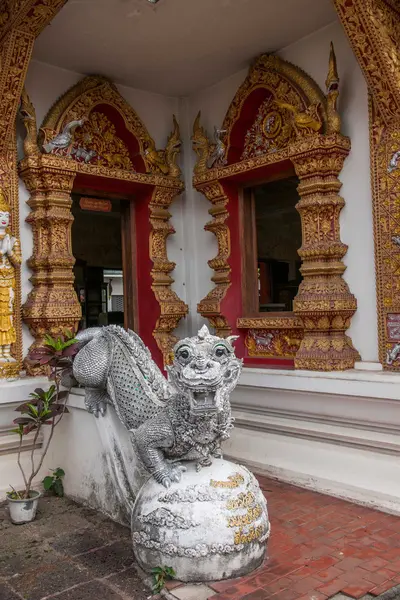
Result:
[71, 195, 125, 330]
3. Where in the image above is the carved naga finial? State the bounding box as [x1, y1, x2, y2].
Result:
[325, 41, 341, 134]
[142, 131, 169, 175]
[191, 111, 213, 175]
[19, 87, 40, 157]
[164, 114, 182, 178]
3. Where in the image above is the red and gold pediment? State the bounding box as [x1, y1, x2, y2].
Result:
[37, 76, 181, 178]
[222, 54, 327, 164]
[191, 52, 341, 178]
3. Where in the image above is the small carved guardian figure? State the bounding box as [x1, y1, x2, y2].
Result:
[0, 191, 21, 362]
[207, 126, 228, 168]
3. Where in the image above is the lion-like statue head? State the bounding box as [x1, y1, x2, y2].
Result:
[167, 325, 242, 415]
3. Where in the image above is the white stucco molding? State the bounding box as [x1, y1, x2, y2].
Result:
[237, 366, 400, 400]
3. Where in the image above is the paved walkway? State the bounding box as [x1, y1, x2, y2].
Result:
[0, 496, 149, 600]
[1, 476, 400, 600]
[198, 477, 400, 600]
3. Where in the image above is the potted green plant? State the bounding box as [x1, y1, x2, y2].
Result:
[6, 331, 78, 524]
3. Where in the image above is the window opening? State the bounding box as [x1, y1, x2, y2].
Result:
[252, 175, 302, 313]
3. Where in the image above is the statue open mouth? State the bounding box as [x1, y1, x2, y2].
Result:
[189, 389, 218, 414]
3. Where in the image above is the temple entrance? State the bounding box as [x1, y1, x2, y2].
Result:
[71, 194, 126, 331]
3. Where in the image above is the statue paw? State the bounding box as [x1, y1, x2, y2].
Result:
[86, 400, 107, 418]
[169, 463, 186, 483]
[196, 457, 212, 472]
[153, 464, 186, 488]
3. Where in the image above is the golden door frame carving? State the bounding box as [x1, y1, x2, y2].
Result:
[192, 51, 360, 371]
[19, 76, 187, 367]
[0, 0, 67, 378]
[333, 0, 400, 369]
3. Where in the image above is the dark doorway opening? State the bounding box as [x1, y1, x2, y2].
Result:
[255, 176, 302, 312]
[72, 194, 125, 330]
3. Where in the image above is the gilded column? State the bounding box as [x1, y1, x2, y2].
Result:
[150, 186, 188, 364]
[20, 156, 81, 368]
[196, 181, 232, 337]
[292, 134, 359, 370]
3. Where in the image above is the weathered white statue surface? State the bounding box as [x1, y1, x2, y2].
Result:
[72, 325, 270, 581]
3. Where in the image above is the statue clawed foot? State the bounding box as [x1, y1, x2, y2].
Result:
[84, 389, 109, 418]
[196, 457, 213, 472]
[90, 402, 107, 418]
[153, 463, 187, 488]
[212, 447, 223, 459]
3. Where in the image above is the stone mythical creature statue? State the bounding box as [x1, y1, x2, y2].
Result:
[389, 150, 400, 173]
[207, 126, 227, 168]
[387, 343, 400, 365]
[72, 325, 242, 488]
[43, 118, 87, 155]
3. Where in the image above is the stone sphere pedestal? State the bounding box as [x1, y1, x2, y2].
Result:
[131, 459, 270, 582]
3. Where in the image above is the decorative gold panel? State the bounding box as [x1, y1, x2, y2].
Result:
[333, 0, 400, 369]
[369, 96, 400, 369]
[238, 316, 303, 359]
[333, 0, 400, 123]
[0, 1, 68, 44]
[0, 0, 67, 377]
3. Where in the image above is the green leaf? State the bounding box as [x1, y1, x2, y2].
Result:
[44, 334, 58, 349]
[42, 476, 54, 491]
[39, 409, 52, 420]
[10, 424, 24, 436]
[63, 338, 78, 348]
[54, 468, 65, 478]
[26, 403, 39, 417]
[53, 478, 64, 497]
[151, 567, 163, 574]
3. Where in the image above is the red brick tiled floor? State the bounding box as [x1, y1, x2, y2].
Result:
[205, 476, 400, 600]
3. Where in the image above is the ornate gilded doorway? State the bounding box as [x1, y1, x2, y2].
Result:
[19, 76, 187, 368]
